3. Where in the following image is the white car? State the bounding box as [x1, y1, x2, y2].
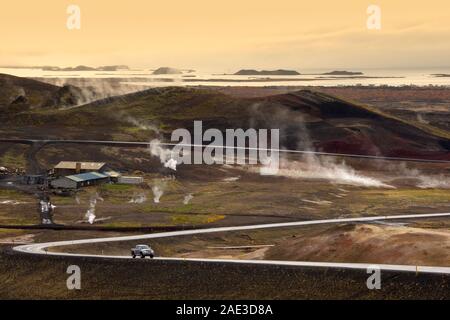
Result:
[131, 244, 155, 259]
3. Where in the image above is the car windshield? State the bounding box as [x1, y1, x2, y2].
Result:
[137, 245, 150, 249]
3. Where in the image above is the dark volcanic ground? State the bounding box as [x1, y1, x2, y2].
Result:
[0, 246, 448, 300]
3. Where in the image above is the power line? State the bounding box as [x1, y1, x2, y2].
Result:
[158, 142, 450, 164]
[1, 138, 449, 164]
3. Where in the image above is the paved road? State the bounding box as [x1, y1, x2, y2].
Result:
[13, 212, 450, 274]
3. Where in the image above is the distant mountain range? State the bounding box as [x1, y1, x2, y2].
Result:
[41, 65, 130, 72]
[233, 69, 364, 76]
[234, 69, 301, 76]
[321, 71, 363, 76]
[0, 65, 365, 76]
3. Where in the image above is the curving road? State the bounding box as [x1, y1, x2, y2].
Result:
[13, 212, 450, 275]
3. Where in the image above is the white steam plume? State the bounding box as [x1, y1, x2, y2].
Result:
[264, 157, 394, 188]
[129, 193, 147, 204]
[417, 175, 450, 189]
[151, 178, 172, 203]
[416, 113, 430, 125]
[183, 194, 193, 205]
[149, 139, 178, 171]
[122, 115, 160, 134]
[164, 158, 178, 171]
[251, 109, 393, 188]
[387, 162, 450, 189]
[85, 199, 96, 224]
[39, 77, 143, 107]
[152, 186, 164, 203]
[85, 193, 103, 224]
[223, 176, 241, 182]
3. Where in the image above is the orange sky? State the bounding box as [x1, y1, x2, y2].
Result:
[1, 0, 449, 71]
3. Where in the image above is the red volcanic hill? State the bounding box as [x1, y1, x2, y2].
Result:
[262, 90, 450, 160]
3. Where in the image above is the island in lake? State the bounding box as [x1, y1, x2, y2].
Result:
[321, 70, 364, 76]
[42, 65, 129, 71]
[152, 67, 183, 75]
[234, 69, 300, 76]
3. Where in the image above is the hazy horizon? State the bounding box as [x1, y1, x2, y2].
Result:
[1, 0, 450, 72]
[2, 65, 450, 72]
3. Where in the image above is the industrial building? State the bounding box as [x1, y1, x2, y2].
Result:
[49, 161, 144, 189]
[53, 161, 108, 176]
[118, 176, 144, 184]
[51, 172, 110, 189]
